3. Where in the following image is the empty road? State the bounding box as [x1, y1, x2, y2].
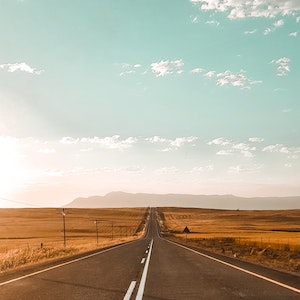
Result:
[1, 208, 299, 299]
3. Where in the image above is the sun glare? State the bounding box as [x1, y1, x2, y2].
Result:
[0, 138, 26, 204]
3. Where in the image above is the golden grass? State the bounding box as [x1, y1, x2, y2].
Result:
[158, 207, 300, 251]
[0, 208, 148, 272]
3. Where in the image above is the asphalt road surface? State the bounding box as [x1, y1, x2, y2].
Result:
[1, 208, 300, 299]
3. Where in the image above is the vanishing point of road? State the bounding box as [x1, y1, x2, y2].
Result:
[1, 208, 300, 299]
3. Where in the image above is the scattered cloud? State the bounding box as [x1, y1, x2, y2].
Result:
[117, 61, 261, 89]
[60, 137, 79, 144]
[0, 62, 43, 75]
[271, 57, 291, 76]
[248, 137, 264, 143]
[262, 144, 290, 154]
[264, 28, 272, 35]
[244, 29, 257, 35]
[190, 67, 204, 73]
[203, 69, 261, 89]
[274, 19, 284, 27]
[208, 137, 232, 146]
[118, 63, 144, 76]
[146, 136, 198, 151]
[81, 135, 137, 150]
[60, 135, 137, 150]
[169, 136, 198, 147]
[288, 31, 298, 37]
[150, 59, 184, 77]
[191, 15, 199, 23]
[203, 71, 216, 78]
[264, 19, 285, 35]
[190, 0, 300, 20]
[208, 137, 257, 158]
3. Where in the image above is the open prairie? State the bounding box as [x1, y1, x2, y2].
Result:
[0, 208, 148, 272]
[157, 207, 300, 273]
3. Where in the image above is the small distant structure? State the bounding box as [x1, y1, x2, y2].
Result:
[183, 226, 190, 234]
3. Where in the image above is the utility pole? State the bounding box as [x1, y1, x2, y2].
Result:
[62, 209, 66, 247]
[94, 220, 99, 245]
[111, 221, 114, 240]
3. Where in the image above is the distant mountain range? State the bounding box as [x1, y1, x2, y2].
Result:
[64, 192, 300, 210]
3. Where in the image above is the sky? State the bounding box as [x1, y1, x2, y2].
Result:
[0, 0, 299, 208]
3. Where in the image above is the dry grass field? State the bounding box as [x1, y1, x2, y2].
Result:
[157, 207, 300, 274]
[0, 208, 148, 273]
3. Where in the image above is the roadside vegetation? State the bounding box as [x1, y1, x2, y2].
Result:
[157, 207, 300, 274]
[0, 208, 149, 273]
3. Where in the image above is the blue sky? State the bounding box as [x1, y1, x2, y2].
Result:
[0, 0, 299, 207]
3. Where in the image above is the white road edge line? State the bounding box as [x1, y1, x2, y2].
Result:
[0, 240, 139, 287]
[166, 239, 300, 295]
[135, 239, 153, 300]
[123, 280, 137, 300]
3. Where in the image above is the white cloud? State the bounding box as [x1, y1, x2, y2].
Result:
[118, 63, 143, 76]
[208, 137, 257, 158]
[204, 69, 261, 88]
[203, 70, 216, 78]
[146, 136, 198, 150]
[191, 67, 204, 73]
[249, 137, 264, 143]
[232, 143, 252, 151]
[60, 135, 137, 150]
[190, 1, 300, 20]
[264, 19, 285, 35]
[170, 136, 198, 147]
[145, 136, 168, 143]
[0, 62, 43, 75]
[244, 29, 257, 35]
[274, 19, 284, 27]
[191, 15, 199, 23]
[297, 16, 300, 22]
[271, 57, 291, 76]
[208, 137, 232, 146]
[262, 144, 290, 154]
[150, 59, 184, 77]
[288, 31, 298, 37]
[81, 135, 137, 150]
[60, 137, 79, 144]
[264, 28, 272, 35]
